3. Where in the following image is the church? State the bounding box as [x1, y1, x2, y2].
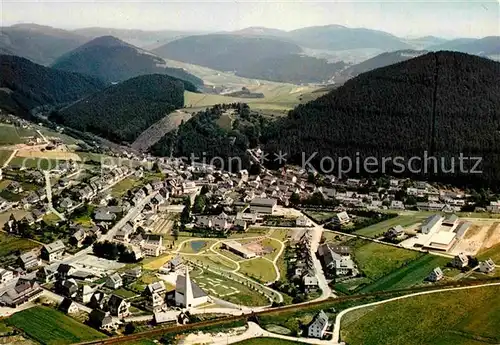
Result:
[174, 266, 208, 309]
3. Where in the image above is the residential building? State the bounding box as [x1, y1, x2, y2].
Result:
[428, 267, 444, 282]
[41, 240, 65, 263]
[88, 310, 117, 331]
[59, 297, 79, 314]
[302, 274, 319, 292]
[384, 225, 405, 241]
[479, 259, 496, 274]
[0, 269, 14, 285]
[296, 215, 313, 227]
[105, 273, 123, 289]
[18, 251, 41, 270]
[0, 278, 43, 307]
[107, 294, 130, 318]
[451, 253, 469, 268]
[308, 310, 329, 339]
[334, 211, 350, 225]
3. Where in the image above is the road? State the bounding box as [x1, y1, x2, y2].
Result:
[44, 171, 66, 221]
[60, 192, 158, 265]
[331, 281, 500, 344]
[2, 149, 18, 168]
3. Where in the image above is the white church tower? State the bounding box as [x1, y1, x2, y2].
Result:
[184, 265, 194, 309]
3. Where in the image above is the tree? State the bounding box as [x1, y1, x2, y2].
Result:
[192, 195, 206, 214]
[124, 323, 136, 334]
[289, 192, 301, 206]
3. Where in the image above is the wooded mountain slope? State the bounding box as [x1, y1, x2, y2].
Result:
[50, 74, 188, 143]
[0, 54, 105, 116]
[261, 52, 500, 186]
[52, 36, 203, 88]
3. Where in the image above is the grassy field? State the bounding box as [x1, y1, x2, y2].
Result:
[261, 238, 283, 261]
[0, 124, 40, 145]
[43, 212, 62, 226]
[186, 254, 239, 271]
[350, 239, 423, 280]
[191, 269, 269, 306]
[110, 177, 141, 197]
[9, 156, 63, 170]
[341, 285, 500, 345]
[357, 254, 451, 293]
[7, 306, 106, 345]
[239, 258, 277, 283]
[303, 210, 337, 224]
[353, 214, 429, 237]
[0, 232, 40, 257]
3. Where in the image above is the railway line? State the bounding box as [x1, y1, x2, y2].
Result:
[74, 277, 500, 345]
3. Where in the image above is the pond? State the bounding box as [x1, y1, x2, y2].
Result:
[190, 240, 206, 252]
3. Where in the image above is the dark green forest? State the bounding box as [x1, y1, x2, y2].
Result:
[0, 54, 105, 116]
[237, 54, 346, 84]
[52, 36, 203, 88]
[151, 103, 268, 171]
[50, 74, 188, 143]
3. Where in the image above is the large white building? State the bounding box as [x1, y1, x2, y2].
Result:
[175, 267, 208, 309]
[249, 198, 277, 215]
[308, 310, 329, 338]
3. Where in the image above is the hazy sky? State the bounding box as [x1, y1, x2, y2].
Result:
[1, 0, 499, 38]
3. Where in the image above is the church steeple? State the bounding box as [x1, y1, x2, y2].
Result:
[184, 265, 193, 309]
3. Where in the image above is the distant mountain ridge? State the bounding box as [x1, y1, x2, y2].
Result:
[0, 24, 88, 65]
[0, 54, 105, 117]
[428, 36, 500, 56]
[51, 35, 203, 87]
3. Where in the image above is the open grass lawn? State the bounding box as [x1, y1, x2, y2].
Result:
[0, 124, 38, 145]
[269, 228, 290, 242]
[7, 306, 106, 345]
[357, 254, 451, 293]
[192, 269, 269, 306]
[110, 177, 141, 197]
[229, 227, 269, 238]
[238, 257, 277, 283]
[0, 150, 13, 166]
[353, 214, 428, 238]
[234, 338, 308, 345]
[0, 233, 40, 257]
[186, 254, 239, 271]
[350, 239, 423, 281]
[303, 210, 337, 224]
[341, 285, 500, 345]
[9, 157, 63, 170]
[113, 287, 138, 299]
[261, 238, 283, 261]
[478, 243, 500, 262]
[43, 212, 61, 226]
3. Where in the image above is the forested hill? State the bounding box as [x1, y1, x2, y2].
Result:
[153, 34, 302, 72]
[0, 54, 105, 117]
[261, 51, 500, 187]
[50, 74, 188, 143]
[340, 50, 428, 78]
[51, 36, 203, 88]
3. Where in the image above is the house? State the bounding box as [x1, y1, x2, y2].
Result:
[334, 211, 350, 225]
[296, 215, 313, 227]
[41, 240, 65, 263]
[89, 291, 108, 310]
[88, 309, 117, 331]
[0, 269, 14, 285]
[308, 310, 329, 339]
[318, 244, 356, 277]
[80, 285, 97, 304]
[384, 225, 405, 241]
[59, 198, 74, 211]
[59, 297, 79, 314]
[144, 281, 168, 312]
[390, 200, 405, 210]
[0, 278, 43, 307]
[451, 253, 469, 268]
[479, 259, 496, 273]
[70, 228, 87, 247]
[160, 255, 184, 273]
[93, 210, 117, 222]
[105, 273, 123, 289]
[123, 267, 142, 282]
[57, 279, 79, 298]
[115, 223, 134, 242]
[249, 198, 277, 215]
[302, 274, 319, 292]
[107, 294, 130, 318]
[141, 235, 163, 257]
[56, 263, 75, 280]
[428, 267, 444, 282]
[18, 251, 41, 270]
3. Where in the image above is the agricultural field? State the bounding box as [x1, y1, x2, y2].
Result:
[239, 258, 277, 283]
[341, 285, 500, 345]
[9, 157, 62, 170]
[191, 269, 269, 306]
[303, 210, 337, 224]
[356, 254, 451, 294]
[7, 306, 106, 345]
[334, 239, 455, 294]
[0, 123, 39, 145]
[353, 214, 429, 237]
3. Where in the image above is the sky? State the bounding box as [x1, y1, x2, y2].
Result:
[1, 0, 499, 38]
